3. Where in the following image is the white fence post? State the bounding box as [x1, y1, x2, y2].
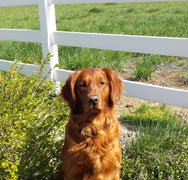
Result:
[38, 0, 59, 79]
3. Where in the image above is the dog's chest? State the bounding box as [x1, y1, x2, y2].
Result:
[69, 136, 112, 172]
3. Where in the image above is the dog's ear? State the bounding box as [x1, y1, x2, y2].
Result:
[102, 68, 124, 106]
[61, 71, 81, 113]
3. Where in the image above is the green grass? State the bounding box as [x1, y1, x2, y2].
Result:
[132, 55, 176, 80]
[120, 104, 188, 179]
[0, 2, 188, 73]
[132, 56, 156, 80]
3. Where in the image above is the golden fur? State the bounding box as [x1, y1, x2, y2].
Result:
[58, 68, 124, 180]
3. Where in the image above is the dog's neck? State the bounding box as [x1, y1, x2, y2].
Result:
[69, 109, 116, 140]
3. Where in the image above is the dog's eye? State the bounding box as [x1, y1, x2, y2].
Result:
[100, 81, 105, 85]
[81, 82, 87, 88]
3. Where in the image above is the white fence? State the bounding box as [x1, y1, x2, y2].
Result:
[0, 0, 188, 108]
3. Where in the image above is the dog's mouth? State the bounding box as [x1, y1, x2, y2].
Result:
[86, 106, 101, 122]
[88, 104, 101, 113]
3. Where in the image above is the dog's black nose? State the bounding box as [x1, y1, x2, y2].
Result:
[88, 95, 99, 105]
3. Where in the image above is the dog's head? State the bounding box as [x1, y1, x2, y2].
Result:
[61, 68, 124, 115]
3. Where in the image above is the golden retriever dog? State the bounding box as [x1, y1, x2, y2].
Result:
[58, 68, 124, 180]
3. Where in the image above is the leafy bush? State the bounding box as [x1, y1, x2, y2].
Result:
[0, 59, 69, 179]
[121, 105, 188, 180]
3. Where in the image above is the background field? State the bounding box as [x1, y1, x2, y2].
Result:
[0, 1, 188, 73]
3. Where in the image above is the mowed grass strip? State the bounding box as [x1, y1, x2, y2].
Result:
[0, 2, 188, 71]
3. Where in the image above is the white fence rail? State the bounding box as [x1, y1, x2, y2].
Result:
[0, 29, 41, 43]
[0, 0, 188, 108]
[0, 0, 37, 7]
[53, 31, 188, 57]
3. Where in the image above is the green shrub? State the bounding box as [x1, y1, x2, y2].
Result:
[0, 59, 69, 179]
[120, 105, 188, 180]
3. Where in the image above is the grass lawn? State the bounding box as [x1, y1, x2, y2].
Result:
[120, 104, 188, 179]
[0, 1, 188, 73]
